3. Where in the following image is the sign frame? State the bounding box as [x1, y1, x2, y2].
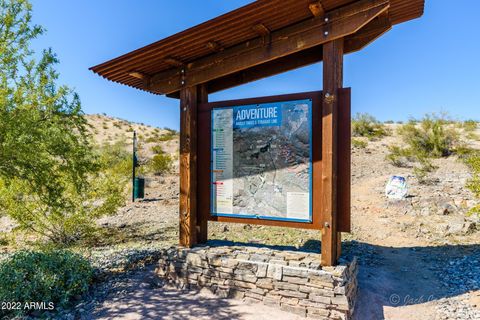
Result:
[197, 89, 350, 232]
[209, 98, 314, 223]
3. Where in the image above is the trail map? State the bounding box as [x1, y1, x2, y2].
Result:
[211, 99, 312, 222]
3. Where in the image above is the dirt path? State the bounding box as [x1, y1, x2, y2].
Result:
[89, 266, 303, 320]
[347, 137, 480, 319]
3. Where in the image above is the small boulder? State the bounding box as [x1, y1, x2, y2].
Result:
[439, 203, 457, 215]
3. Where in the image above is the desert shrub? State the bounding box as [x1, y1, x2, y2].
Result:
[146, 132, 178, 143]
[0, 250, 93, 318]
[386, 145, 413, 167]
[113, 121, 122, 129]
[157, 133, 177, 141]
[387, 114, 458, 182]
[145, 136, 156, 143]
[151, 145, 164, 154]
[352, 139, 367, 148]
[463, 152, 480, 215]
[149, 153, 173, 175]
[0, 142, 129, 244]
[0, 234, 9, 246]
[127, 126, 134, 132]
[396, 115, 458, 158]
[466, 131, 479, 140]
[384, 120, 394, 124]
[0, 0, 128, 244]
[97, 141, 132, 178]
[164, 127, 178, 135]
[463, 120, 478, 132]
[352, 113, 388, 139]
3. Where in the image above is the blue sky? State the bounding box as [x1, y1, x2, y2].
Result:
[30, 0, 480, 129]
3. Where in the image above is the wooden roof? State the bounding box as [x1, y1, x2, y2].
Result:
[90, 0, 424, 96]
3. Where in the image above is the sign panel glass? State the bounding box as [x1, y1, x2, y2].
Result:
[211, 99, 312, 222]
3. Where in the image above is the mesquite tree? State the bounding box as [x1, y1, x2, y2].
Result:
[0, 0, 126, 244]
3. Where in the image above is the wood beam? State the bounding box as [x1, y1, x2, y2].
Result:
[252, 23, 270, 36]
[196, 84, 208, 244]
[179, 86, 198, 248]
[151, 0, 389, 95]
[164, 16, 392, 99]
[128, 71, 151, 89]
[321, 39, 343, 266]
[206, 40, 224, 52]
[164, 57, 184, 67]
[344, 12, 392, 53]
[128, 71, 146, 80]
[207, 46, 323, 95]
[337, 88, 351, 234]
[309, 1, 325, 17]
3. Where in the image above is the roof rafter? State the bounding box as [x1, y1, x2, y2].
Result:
[150, 0, 390, 95]
[309, 1, 325, 17]
[166, 12, 393, 98]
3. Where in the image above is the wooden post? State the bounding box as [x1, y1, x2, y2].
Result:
[196, 84, 208, 243]
[179, 86, 198, 247]
[321, 39, 344, 266]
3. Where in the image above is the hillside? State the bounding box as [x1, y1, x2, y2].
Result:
[85, 114, 179, 169]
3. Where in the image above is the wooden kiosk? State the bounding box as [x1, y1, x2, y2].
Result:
[91, 0, 424, 266]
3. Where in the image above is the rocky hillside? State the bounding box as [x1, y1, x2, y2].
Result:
[85, 114, 179, 170]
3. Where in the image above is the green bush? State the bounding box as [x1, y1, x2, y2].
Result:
[163, 127, 178, 135]
[151, 145, 164, 154]
[352, 138, 367, 148]
[0, 0, 129, 245]
[113, 122, 123, 129]
[352, 113, 388, 139]
[149, 153, 173, 175]
[396, 115, 457, 158]
[464, 152, 480, 215]
[0, 141, 129, 245]
[146, 132, 178, 143]
[387, 114, 458, 182]
[0, 250, 93, 318]
[462, 120, 478, 132]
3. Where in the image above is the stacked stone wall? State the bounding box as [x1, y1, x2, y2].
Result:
[156, 245, 357, 319]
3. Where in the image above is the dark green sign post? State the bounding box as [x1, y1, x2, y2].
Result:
[132, 131, 137, 202]
[132, 131, 144, 201]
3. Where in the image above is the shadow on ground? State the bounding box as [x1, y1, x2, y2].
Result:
[89, 263, 304, 320]
[92, 286, 243, 319]
[207, 238, 480, 319]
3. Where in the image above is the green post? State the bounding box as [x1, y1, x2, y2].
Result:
[132, 130, 137, 202]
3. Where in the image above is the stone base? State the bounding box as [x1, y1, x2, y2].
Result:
[155, 245, 358, 319]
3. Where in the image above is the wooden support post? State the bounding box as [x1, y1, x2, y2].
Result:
[179, 86, 198, 247]
[321, 39, 344, 266]
[196, 84, 208, 243]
